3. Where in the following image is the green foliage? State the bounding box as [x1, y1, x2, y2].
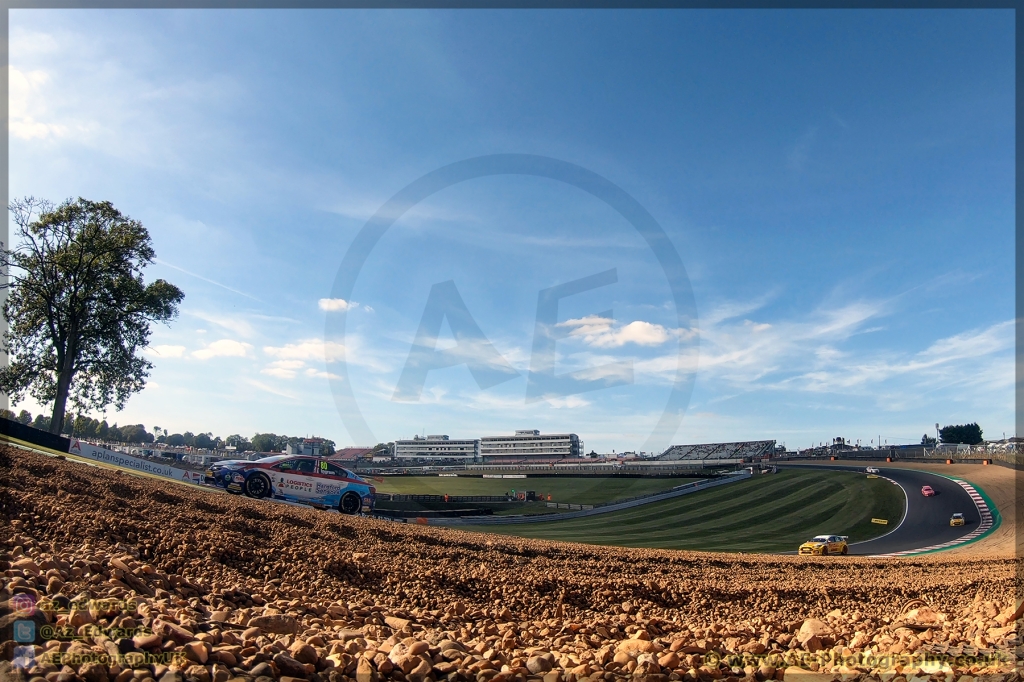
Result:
[0, 197, 184, 433]
[939, 423, 983, 445]
[921, 434, 937, 446]
[1, 403, 336, 456]
[251, 432, 283, 453]
[193, 433, 215, 449]
[306, 438, 335, 455]
[225, 434, 252, 451]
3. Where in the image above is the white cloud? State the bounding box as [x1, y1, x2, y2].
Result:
[560, 316, 674, 348]
[9, 66, 68, 140]
[262, 336, 393, 374]
[11, 29, 61, 59]
[270, 359, 305, 370]
[261, 366, 297, 380]
[192, 339, 252, 360]
[545, 396, 591, 408]
[148, 344, 186, 358]
[260, 359, 306, 380]
[305, 368, 343, 380]
[319, 298, 357, 312]
[264, 339, 347, 362]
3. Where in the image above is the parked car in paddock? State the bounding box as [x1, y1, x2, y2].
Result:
[950, 512, 965, 527]
[206, 455, 375, 514]
[798, 535, 849, 556]
[921, 485, 936, 497]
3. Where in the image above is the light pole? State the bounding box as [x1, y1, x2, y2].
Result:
[935, 423, 940, 445]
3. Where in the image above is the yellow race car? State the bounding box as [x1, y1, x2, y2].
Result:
[950, 513, 965, 527]
[799, 534, 849, 555]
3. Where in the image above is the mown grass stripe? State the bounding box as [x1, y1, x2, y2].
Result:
[466, 470, 905, 552]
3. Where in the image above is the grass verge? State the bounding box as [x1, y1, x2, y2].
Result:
[372, 475, 690, 505]
[462, 469, 906, 552]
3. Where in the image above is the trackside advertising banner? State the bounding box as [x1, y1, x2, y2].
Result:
[67, 439, 206, 485]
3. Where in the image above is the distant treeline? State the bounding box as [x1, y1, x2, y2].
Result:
[0, 409, 335, 454]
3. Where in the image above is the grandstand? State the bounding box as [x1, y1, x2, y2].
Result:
[658, 440, 776, 463]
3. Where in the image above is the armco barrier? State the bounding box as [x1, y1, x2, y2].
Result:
[379, 494, 518, 503]
[67, 438, 207, 485]
[0, 416, 71, 452]
[0, 418, 205, 485]
[430, 471, 752, 525]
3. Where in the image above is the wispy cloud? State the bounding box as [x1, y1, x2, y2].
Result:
[305, 367, 343, 380]
[246, 379, 298, 400]
[681, 289, 1013, 415]
[787, 126, 818, 171]
[777, 319, 1014, 395]
[185, 310, 257, 339]
[155, 258, 262, 302]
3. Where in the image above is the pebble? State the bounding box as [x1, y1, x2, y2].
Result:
[0, 445, 1015, 682]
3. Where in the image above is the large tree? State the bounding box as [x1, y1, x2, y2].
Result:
[939, 423, 983, 445]
[0, 197, 184, 434]
[251, 433, 282, 453]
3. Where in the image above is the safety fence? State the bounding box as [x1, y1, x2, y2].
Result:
[377, 494, 525, 503]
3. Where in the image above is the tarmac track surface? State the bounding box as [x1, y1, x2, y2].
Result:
[779, 464, 984, 555]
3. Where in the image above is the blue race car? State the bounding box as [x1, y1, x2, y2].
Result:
[206, 455, 375, 514]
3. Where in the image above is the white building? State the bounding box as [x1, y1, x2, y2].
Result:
[480, 430, 582, 462]
[394, 435, 481, 461]
[286, 439, 325, 456]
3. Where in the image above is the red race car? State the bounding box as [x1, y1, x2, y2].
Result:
[921, 485, 936, 496]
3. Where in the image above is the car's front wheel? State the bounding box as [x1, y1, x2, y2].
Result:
[821, 546, 829, 556]
[339, 491, 362, 515]
[245, 473, 272, 499]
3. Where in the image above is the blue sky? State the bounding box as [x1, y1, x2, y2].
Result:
[10, 9, 1015, 452]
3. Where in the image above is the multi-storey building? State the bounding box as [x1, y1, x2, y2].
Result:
[480, 429, 582, 462]
[393, 435, 481, 461]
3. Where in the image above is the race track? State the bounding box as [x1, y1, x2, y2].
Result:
[781, 464, 990, 555]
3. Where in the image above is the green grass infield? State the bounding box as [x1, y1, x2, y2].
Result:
[461, 469, 906, 552]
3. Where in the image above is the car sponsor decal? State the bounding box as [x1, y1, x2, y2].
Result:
[315, 481, 344, 495]
[276, 474, 314, 494]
